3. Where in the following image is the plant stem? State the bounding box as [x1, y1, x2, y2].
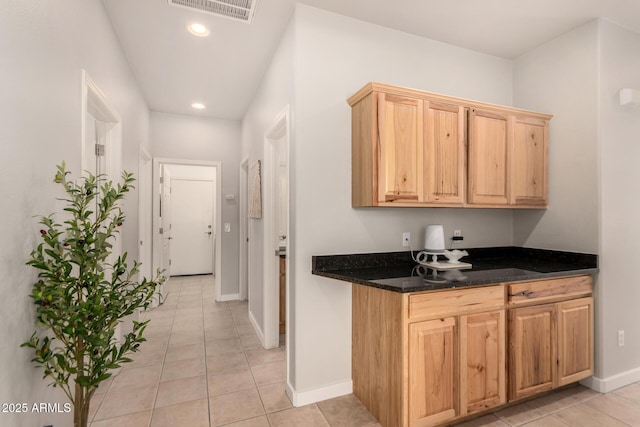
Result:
[74, 335, 85, 427]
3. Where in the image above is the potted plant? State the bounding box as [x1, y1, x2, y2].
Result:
[22, 162, 164, 427]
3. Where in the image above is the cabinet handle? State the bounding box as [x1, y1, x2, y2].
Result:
[512, 290, 534, 298]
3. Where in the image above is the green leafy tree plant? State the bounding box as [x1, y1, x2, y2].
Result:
[22, 163, 163, 427]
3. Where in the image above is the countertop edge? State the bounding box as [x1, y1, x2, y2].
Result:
[313, 267, 599, 294]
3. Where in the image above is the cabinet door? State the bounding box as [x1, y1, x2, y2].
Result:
[409, 317, 457, 426]
[511, 116, 548, 206]
[508, 304, 555, 400]
[468, 108, 511, 205]
[377, 93, 424, 203]
[459, 310, 506, 415]
[557, 297, 593, 386]
[424, 101, 465, 204]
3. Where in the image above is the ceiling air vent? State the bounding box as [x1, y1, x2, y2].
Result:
[168, 0, 259, 24]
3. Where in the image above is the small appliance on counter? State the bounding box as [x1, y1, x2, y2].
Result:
[413, 224, 472, 270]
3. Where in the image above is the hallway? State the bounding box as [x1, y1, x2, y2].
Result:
[87, 275, 380, 426]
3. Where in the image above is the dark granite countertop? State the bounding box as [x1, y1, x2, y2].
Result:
[312, 247, 598, 293]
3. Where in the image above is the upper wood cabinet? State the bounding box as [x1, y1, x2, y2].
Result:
[468, 108, 511, 205]
[377, 93, 424, 203]
[425, 101, 466, 204]
[350, 86, 465, 207]
[468, 110, 550, 207]
[511, 116, 548, 206]
[348, 82, 552, 209]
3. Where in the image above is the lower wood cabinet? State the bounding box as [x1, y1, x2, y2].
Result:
[508, 279, 594, 401]
[508, 304, 555, 399]
[408, 317, 457, 426]
[556, 297, 594, 386]
[354, 284, 507, 427]
[408, 310, 507, 426]
[352, 275, 594, 427]
[460, 310, 506, 414]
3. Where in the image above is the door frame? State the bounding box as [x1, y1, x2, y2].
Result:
[152, 158, 223, 300]
[239, 156, 250, 301]
[138, 147, 153, 284]
[80, 70, 122, 183]
[263, 106, 290, 350]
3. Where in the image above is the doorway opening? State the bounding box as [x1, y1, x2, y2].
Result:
[263, 106, 290, 351]
[152, 159, 222, 302]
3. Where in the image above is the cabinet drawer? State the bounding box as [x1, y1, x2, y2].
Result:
[508, 275, 592, 306]
[409, 285, 504, 320]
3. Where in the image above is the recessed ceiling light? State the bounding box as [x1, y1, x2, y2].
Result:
[187, 23, 210, 37]
[191, 102, 206, 110]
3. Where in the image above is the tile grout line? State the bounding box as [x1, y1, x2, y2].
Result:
[585, 393, 636, 427]
[233, 298, 267, 425]
[232, 305, 292, 426]
[202, 279, 217, 427]
[147, 277, 180, 427]
[494, 390, 606, 427]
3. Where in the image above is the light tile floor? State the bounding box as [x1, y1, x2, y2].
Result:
[89, 275, 640, 426]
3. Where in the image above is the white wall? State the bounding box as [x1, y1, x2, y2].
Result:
[513, 18, 640, 391]
[597, 20, 640, 383]
[0, 1, 149, 426]
[290, 4, 516, 399]
[513, 21, 600, 254]
[151, 112, 241, 296]
[241, 16, 296, 374]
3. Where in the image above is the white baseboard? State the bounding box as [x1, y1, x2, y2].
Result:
[217, 293, 240, 302]
[248, 309, 266, 348]
[581, 366, 640, 393]
[286, 380, 353, 407]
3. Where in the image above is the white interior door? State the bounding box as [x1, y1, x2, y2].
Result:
[160, 165, 172, 278]
[170, 179, 215, 276]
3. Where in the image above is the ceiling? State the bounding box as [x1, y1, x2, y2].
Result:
[101, 0, 640, 121]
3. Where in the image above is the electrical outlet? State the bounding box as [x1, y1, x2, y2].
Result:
[618, 330, 625, 347]
[453, 229, 462, 237]
[402, 232, 410, 247]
